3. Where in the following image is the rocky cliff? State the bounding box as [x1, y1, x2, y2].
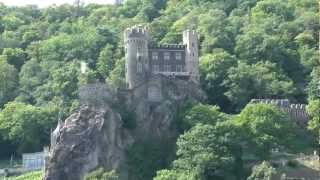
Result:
[44, 76, 203, 180]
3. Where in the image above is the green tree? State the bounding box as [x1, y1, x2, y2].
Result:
[107, 58, 126, 89]
[199, 49, 236, 110]
[154, 169, 197, 180]
[97, 44, 115, 79]
[307, 68, 320, 100]
[306, 100, 320, 133]
[184, 103, 227, 128]
[0, 59, 18, 107]
[223, 62, 295, 111]
[84, 168, 119, 180]
[198, 9, 234, 53]
[0, 102, 58, 153]
[127, 138, 174, 180]
[2, 48, 26, 70]
[235, 104, 297, 159]
[172, 124, 235, 180]
[16, 59, 46, 104]
[247, 161, 276, 180]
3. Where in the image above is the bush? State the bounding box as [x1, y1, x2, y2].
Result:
[7, 171, 42, 180]
[84, 168, 119, 180]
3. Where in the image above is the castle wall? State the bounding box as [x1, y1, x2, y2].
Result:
[250, 99, 309, 127]
[79, 83, 112, 106]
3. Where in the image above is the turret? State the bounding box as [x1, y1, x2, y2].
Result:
[124, 25, 149, 89]
[183, 30, 199, 83]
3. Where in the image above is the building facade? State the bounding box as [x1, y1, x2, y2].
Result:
[124, 25, 199, 90]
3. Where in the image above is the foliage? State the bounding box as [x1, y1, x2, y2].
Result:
[235, 104, 298, 159]
[307, 68, 320, 100]
[84, 168, 119, 180]
[7, 171, 43, 180]
[306, 100, 320, 133]
[199, 49, 236, 110]
[247, 161, 276, 180]
[184, 103, 228, 128]
[154, 169, 197, 180]
[0, 102, 58, 153]
[2, 48, 26, 70]
[97, 44, 115, 79]
[0, 59, 18, 108]
[127, 137, 175, 180]
[224, 62, 295, 111]
[154, 123, 237, 180]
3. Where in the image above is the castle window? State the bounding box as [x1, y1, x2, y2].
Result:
[152, 52, 158, 60]
[137, 63, 142, 73]
[164, 52, 170, 60]
[153, 65, 159, 72]
[177, 65, 183, 72]
[175, 52, 182, 60]
[164, 65, 170, 72]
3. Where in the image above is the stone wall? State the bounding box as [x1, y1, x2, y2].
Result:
[79, 83, 113, 106]
[250, 99, 308, 127]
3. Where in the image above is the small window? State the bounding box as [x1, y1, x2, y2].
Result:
[175, 52, 182, 60]
[176, 65, 183, 72]
[153, 65, 159, 72]
[137, 63, 142, 73]
[152, 52, 158, 60]
[164, 52, 170, 60]
[164, 65, 170, 72]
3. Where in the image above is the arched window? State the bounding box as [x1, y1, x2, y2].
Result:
[137, 62, 143, 73]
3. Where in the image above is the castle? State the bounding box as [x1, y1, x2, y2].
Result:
[123, 25, 199, 102]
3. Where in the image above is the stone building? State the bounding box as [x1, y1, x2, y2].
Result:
[124, 25, 199, 102]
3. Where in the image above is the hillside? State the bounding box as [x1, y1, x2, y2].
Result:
[0, 0, 319, 180]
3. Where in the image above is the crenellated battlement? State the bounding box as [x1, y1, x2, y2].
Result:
[250, 99, 290, 108]
[149, 44, 186, 49]
[250, 99, 309, 127]
[124, 25, 148, 40]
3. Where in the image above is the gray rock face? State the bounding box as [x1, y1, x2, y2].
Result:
[44, 105, 133, 180]
[44, 76, 204, 180]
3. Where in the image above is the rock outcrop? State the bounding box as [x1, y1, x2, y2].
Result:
[44, 105, 133, 180]
[44, 76, 204, 180]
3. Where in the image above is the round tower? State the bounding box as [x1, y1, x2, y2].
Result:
[183, 29, 199, 83]
[124, 25, 149, 89]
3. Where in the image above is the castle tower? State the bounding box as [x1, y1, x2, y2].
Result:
[183, 30, 199, 83]
[124, 25, 149, 89]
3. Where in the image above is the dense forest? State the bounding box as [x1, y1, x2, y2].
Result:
[0, 0, 319, 179]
